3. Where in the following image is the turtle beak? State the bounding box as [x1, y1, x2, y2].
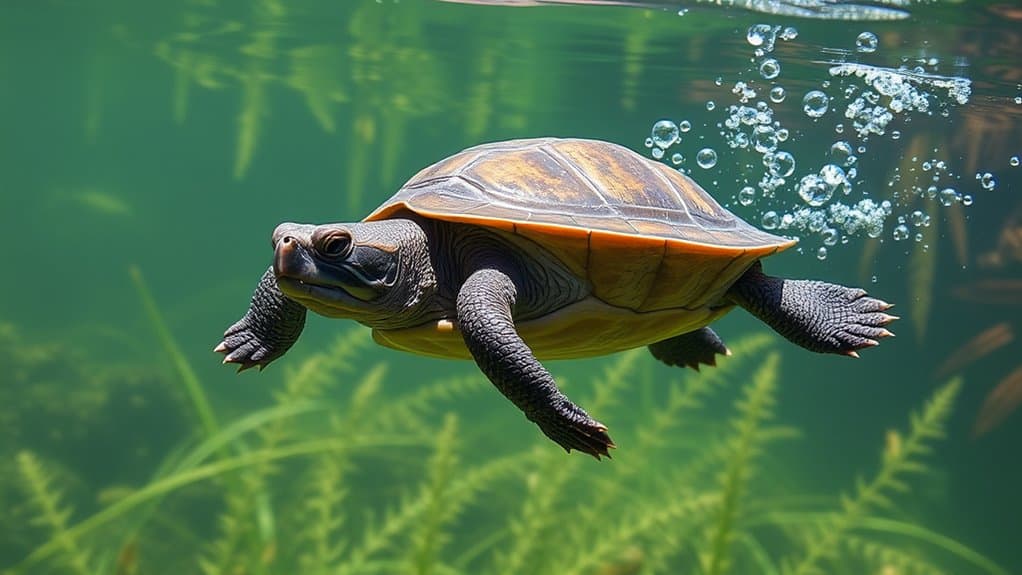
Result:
[271, 223, 318, 281]
[274, 235, 316, 280]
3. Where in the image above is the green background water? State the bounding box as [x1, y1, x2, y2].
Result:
[3, 1, 1021, 573]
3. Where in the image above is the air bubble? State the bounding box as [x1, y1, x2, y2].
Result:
[651, 147, 664, 160]
[820, 164, 849, 194]
[1010, 155, 1019, 167]
[651, 120, 680, 149]
[803, 90, 829, 118]
[769, 85, 786, 103]
[696, 148, 718, 169]
[817, 246, 828, 260]
[830, 141, 855, 167]
[762, 211, 779, 229]
[767, 151, 795, 177]
[979, 172, 997, 190]
[962, 194, 973, 206]
[939, 188, 958, 206]
[892, 224, 909, 240]
[822, 228, 839, 246]
[798, 174, 833, 207]
[747, 24, 774, 47]
[679, 120, 692, 133]
[670, 153, 685, 165]
[760, 58, 781, 80]
[738, 186, 756, 206]
[706, 101, 716, 111]
[752, 125, 778, 153]
[856, 31, 878, 53]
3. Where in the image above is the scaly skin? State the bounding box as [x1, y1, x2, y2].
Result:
[727, 261, 897, 357]
[215, 267, 307, 371]
[216, 218, 897, 460]
[457, 266, 614, 459]
[648, 327, 731, 371]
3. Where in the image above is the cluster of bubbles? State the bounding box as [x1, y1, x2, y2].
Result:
[888, 157, 975, 208]
[829, 62, 972, 139]
[644, 23, 995, 260]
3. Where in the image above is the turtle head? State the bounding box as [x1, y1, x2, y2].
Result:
[271, 220, 437, 328]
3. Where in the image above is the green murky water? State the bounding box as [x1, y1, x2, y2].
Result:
[3, 1, 1021, 573]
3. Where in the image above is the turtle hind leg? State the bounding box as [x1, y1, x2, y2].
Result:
[649, 327, 730, 371]
[727, 261, 898, 356]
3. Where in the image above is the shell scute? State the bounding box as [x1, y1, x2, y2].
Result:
[366, 137, 795, 311]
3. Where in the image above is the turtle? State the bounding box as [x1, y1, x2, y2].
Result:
[215, 137, 896, 459]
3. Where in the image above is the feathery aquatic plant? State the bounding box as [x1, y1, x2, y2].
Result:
[15, 452, 93, 575]
[702, 352, 780, 575]
[296, 363, 386, 572]
[5, 300, 1007, 575]
[781, 378, 963, 575]
[406, 414, 461, 575]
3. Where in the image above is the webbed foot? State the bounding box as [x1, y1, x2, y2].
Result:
[216, 267, 307, 371]
[533, 402, 615, 459]
[728, 262, 897, 356]
[811, 285, 897, 357]
[649, 327, 730, 370]
[216, 317, 280, 371]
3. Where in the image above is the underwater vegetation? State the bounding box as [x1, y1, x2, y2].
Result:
[1, 273, 1009, 575]
[4, 1, 1020, 573]
[148, 0, 744, 212]
[936, 197, 1022, 437]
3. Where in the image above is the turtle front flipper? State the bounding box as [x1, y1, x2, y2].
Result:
[457, 266, 614, 459]
[727, 261, 897, 356]
[649, 327, 730, 370]
[216, 267, 307, 371]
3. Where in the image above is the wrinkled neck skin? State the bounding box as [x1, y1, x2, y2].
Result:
[421, 218, 588, 322]
[272, 218, 445, 330]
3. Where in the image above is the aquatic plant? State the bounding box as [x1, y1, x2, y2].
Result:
[2, 278, 1008, 575]
[780, 378, 963, 575]
[15, 452, 94, 575]
[702, 353, 779, 575]
[938, 197, 1022, 436]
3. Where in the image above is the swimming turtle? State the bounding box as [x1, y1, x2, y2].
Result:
[216, 137, 896, 459]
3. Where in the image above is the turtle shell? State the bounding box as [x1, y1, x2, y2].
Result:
[366, 137, 795, 312]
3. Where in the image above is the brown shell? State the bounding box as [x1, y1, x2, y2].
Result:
[366, 137, 795, 312]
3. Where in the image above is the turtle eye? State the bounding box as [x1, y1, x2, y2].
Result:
[319, 232, 352, 258]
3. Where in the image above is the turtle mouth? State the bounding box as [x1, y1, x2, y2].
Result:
[273, 238, 377, 314]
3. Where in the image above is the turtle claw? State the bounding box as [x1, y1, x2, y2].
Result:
[828, 291, 898, 355]
[215, 267, 307, 373]
[536, 413, 615, 460]
[216, 320, 279, 372]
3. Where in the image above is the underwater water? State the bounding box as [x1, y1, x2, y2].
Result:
[2, 0, 1022, 573]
